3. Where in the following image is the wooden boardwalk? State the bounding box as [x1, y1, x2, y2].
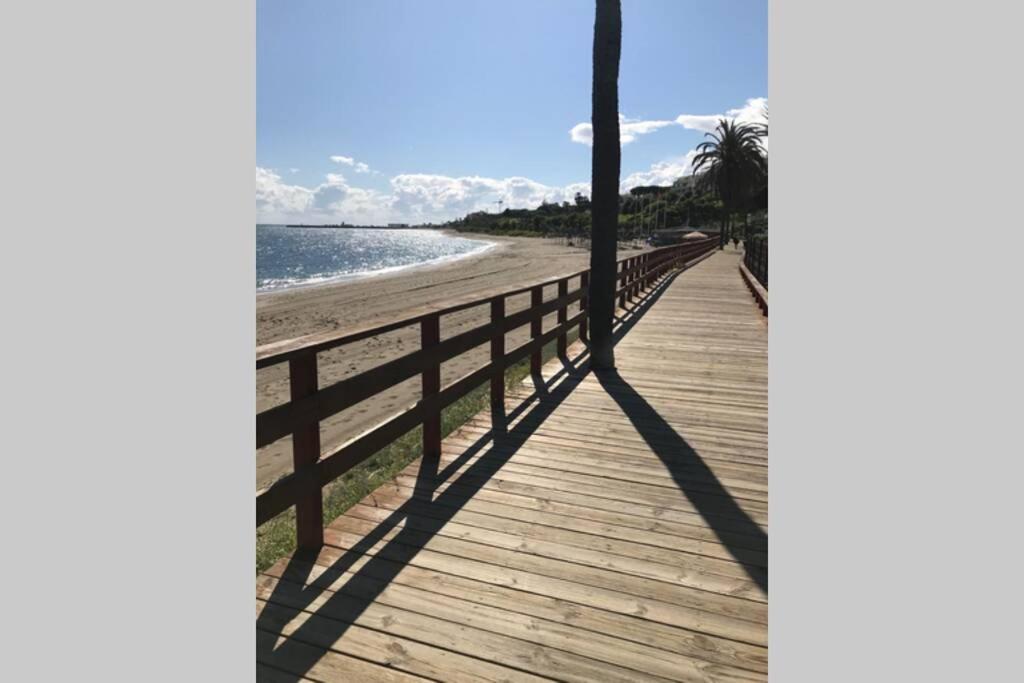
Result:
[256, 250, 768, 682]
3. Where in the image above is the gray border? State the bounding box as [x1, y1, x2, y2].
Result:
[4, 1, 253, 679]
[6, 0, 1023, 679]
[773, 0, 1022, 679]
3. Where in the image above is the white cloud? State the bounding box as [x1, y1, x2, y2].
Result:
[621, 151, 698, 192]
[256, 167, 313, 220]
[388, 174, 587, 223]
[258, 154, 706, 224]
[677, 97, 767, 134]
[570, 115, 676, 147]
[569, 97, 767, 191]
[571, 97, 767, 145]
[256, 167, 392, 224]
[673, 114, 722, 133]
[259, 98, 766, 223]
[330, 155, 373, 174]
[256, 166, 596, 225]
[622, 118, 677, 143]
[569, 122, 593, 146]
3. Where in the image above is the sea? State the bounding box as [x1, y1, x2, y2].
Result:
[256, 225, 495, 292]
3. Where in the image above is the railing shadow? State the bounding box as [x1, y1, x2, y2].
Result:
[255, 268, 685, 681]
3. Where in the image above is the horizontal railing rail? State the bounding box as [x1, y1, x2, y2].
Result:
[256, 237, 718, 546]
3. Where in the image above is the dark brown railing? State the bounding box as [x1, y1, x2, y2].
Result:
[744, 235, 767, 288]
[256, 236, 718, 548]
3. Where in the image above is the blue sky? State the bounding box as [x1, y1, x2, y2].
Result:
[257, 0, 766, 224]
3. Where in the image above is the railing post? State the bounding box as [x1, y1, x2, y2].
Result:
[634, 254, 645, 297]
[618, 260, 627, 309]
[288, 353, 323, 552]
[530, 285, 543, 375]
[490, 296, 505, 415]
[556, 277, 568, 357]
[622, 255, 630, 301]
[421, 313, 441, 465]
[579, 272, 589, 342]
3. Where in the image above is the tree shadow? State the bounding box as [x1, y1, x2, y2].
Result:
[256, 266, 684, 681]
[592, 372, 768, 593]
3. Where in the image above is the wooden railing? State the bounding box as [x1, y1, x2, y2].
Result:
[256, 236, 718, 548]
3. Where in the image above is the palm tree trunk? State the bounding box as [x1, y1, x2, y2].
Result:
[588, 0, 621, 370]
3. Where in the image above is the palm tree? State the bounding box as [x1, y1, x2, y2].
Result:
[588, 0, 622, 370]
[692, 118, 767, 249]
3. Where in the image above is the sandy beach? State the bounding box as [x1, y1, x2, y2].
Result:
[257, 233, 649, 489]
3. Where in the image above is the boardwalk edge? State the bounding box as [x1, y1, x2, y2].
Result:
[738, 260, 768, 317]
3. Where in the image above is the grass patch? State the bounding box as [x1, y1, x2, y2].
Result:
[256, 329, 581, 573]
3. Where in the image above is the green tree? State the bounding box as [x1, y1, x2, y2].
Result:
[692, 118, 767, 249]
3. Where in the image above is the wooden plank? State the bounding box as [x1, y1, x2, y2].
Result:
[427, 444, 769, 509]
[359, 480, 767, 568]
[344, 500, 767, 590]
[413, 454, 769, 523]
[380, 476, 769, 553]
[259, 576, 693, 683]
[256, 626, 430, 682]
[440, 432, 769, 490]
[260, 571, 761, 683]
[389, 471, 768, 541]
[256, 663, 324, 683]
[258, 599, 545, 683]
[266, 553, 769, 675]
[257, 250, 769, 680]
[318, 524, 767, 647]
[441, 432, 768, 482]
[327, 515, 768, 625]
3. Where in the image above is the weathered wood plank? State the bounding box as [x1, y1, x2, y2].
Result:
[266, 552, 769, 675]
[257, 250, 769, 681]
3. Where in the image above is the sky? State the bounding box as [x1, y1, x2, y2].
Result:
[256, 0, 767, 225]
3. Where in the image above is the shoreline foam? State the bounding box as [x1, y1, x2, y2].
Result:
[257, 237, 498, 294]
